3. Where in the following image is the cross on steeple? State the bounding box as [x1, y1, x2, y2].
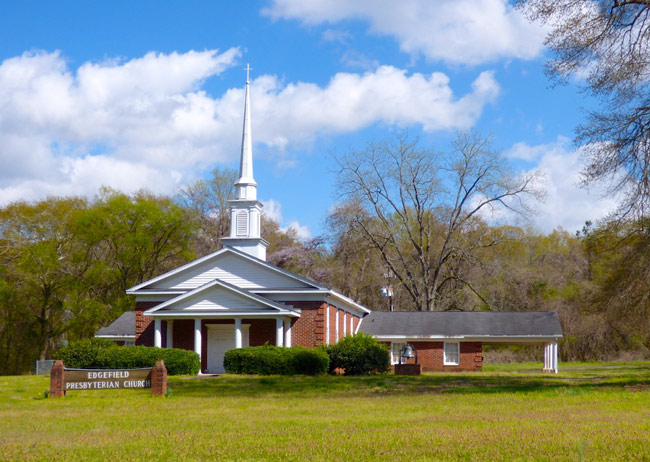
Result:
[244, 64, 252, 83]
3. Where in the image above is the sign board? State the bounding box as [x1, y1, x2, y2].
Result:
[64, 368, 152, 391]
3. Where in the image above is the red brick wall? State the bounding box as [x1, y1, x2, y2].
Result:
[245, 319, 275, 346]
[172, 320, 195, 351]
[135, 302, 158, 346]
[290, 301, 326, 347]
[388, 341, 483, 372]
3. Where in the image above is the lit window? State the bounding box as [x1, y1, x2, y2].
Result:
[391, 343, 405, 365]
[443, 342, 460, 365]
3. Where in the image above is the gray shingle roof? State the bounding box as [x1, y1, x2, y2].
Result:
[95, 311, 136, 338]
[358, 311, 562, 338]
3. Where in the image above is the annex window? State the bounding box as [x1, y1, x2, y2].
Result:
[443, 342, 460, 366]
[391, 342, 405, 365]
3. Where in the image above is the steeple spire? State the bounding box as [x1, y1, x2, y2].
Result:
[221, 65, 268, 261]
[235, 63, 257, 200]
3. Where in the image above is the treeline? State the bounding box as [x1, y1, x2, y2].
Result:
[2, 166, 649, 374]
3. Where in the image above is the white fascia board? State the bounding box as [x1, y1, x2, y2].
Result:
[261, 292, 329, 302]
[325, 292, 371, 315]
[94, 334, 136, 340]
[148, 311, 300, 318]
[372, 335, 563, 343]
[144, 278, 301, 316]
[127, 290, 186, 296]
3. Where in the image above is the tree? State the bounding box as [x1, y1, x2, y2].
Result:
[519, 0, 650, 219]
[333, 131, 542, 311]
[176, 168, 238, 256]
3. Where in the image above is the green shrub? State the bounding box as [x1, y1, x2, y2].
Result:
[327, 333, 390, 375]
[54, 339, 199, 375]
[53, 338, 115, 369]
[96, 346, 200, 375]
[224, 345, 329, 375]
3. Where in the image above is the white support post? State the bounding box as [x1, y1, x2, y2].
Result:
[284, 318, 292, 348]
[350, 315, 353, 335]
[343, 312, 347, 337]
[325, 305, 330, 346]
[335, 310, 339, 342]
[553, 341, 559, 374]
[166, 320, 174, 348]
[194, 319, 202, 362]
[154, 319, 162, 348]
[235, 318, 242, 349]
[276, 317, 284, 347]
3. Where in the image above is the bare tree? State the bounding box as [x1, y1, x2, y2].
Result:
[176, 168, 237, 255]
[333, 131, 542, 311]
[519, 0, 650, 219]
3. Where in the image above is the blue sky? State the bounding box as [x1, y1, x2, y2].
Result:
[0, 0, 616, 239]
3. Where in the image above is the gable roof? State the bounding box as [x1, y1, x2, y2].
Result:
[143, 278, 300, 317]
[127, 246, 325, 293]
[358, 311, 563, 339]
[94, 311, 136, 339]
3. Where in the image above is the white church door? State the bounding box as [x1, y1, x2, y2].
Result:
[207, 325, 249, 374]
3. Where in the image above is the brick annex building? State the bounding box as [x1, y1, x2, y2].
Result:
[96, 71, 563, 374]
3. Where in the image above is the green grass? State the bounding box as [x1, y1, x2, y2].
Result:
[1, 361, 650, 461]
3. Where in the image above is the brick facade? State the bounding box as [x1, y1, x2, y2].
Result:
[289, 301, 326, 347]
[135, 302, 158, 346]
[386, 341, 483, 372]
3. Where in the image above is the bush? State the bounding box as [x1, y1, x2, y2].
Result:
[54, 340, 200, 375]
[96, 346, 200, 376]
[327, 333, 390, 375]
[53, 338, 115, 369]
[224, 345, 329, 375]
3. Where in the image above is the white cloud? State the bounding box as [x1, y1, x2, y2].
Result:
[321, 29, 352, 44]
[261, 199, 312, 240]
[249, 67, 499, 145]
[261, 199, 283, 223]
[0, 50, 498, 205]
[263, 0, 546, 65]
[285, 220, 312, 240]
[500, 138, 619, 232]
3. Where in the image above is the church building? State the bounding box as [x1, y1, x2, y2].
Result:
[96, 69, 563, 374]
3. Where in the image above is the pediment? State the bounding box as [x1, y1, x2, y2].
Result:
[129, 247, 321, 293]
[144, 279, 299, 316]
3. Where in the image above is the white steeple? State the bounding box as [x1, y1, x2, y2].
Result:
[235, 64, 257, 200]
[221, 64, 268, 260]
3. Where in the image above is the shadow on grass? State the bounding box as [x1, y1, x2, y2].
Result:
[168, 364, 650, 399]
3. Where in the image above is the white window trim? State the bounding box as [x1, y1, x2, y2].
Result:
[443, 342, 460, 366]
[391, 342, 405, 365]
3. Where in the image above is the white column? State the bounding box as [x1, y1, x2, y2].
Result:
[276, 317, 284, 347]
[335, 310, 339, 341]
[553, 341, 559, 374]
[544, 343, 553, 372]
[350, 316, 354, 334]
[284, 318, 292, 347]
[235, 318, 242, 349]
[194, 319, 202, 361]
[325, 305, 330, 346]
[166, 320, 174, 348]
[154, 319, 162, 348]
[343, 312, 347, 337]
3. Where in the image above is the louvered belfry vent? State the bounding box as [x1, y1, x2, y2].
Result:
[236, 211, 248, 236]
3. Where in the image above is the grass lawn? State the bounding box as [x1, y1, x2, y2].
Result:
[1, 361, 649, 461]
